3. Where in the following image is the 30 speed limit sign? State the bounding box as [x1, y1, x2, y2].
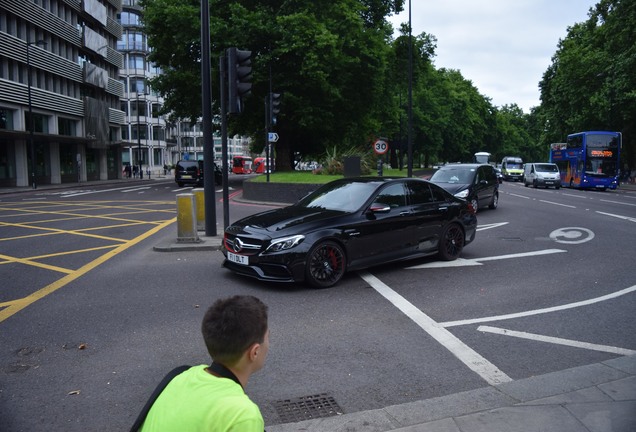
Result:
[373, 139, 388, 155]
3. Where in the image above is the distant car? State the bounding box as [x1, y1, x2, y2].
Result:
[494, 167, 503, 183]
[222, 177, 477, 288]
[175, 160, 222, 187]
[524, 163, 561, 189]
[429, 163, 499, 213]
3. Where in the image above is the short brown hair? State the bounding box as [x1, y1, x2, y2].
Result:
[201, 296, 268, 366]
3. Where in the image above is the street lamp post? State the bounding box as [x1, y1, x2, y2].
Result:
[136, 92, 142, 179]
[26, 38, 47, 189]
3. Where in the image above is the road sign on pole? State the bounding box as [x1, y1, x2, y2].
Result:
[373, 139, 388, 155]
[268, 132, 279, 143]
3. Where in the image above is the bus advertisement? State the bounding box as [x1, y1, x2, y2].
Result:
[549, 131, 621, 190]
[232, 156, 253, 174]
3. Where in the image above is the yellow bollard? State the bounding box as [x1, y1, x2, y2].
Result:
[193, 188, 205, 231]
[176, 193, 199, 243]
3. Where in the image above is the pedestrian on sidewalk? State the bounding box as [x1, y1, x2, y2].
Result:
[136, 295, 270, 432]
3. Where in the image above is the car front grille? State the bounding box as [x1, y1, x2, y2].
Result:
[224, 234, 264, 256]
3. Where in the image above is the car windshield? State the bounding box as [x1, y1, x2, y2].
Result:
[536, 164, 558, 173]
[297, 181, 378, 212]
[430, 168, 474, 184]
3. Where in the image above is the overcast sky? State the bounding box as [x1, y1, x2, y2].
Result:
[388, 0, 596, 113]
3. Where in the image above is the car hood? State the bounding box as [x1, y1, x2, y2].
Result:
[229, 205, 347, 235]
[431, 182, 469, 195]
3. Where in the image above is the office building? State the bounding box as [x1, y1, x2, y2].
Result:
[0, 0, 126, 188]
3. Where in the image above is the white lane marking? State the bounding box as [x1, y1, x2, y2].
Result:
[508, 193, 530, 199]
[478, 326, 636, 356]
[539, 200, 576, 208]
[474, 249, 567, 262]
[62, 186, 141, 197]
[442, 285, 636, 328]
[562, 193, 589, 199]
[477, 222, 509, 231]
[121, 187, 151, 193]
[599, 199, 636, 207]
[359, 271, 512, 386]
[405, 249, 566, 269]
[597, 211, 636, 223]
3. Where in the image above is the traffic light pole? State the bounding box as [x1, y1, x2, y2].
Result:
[201, 0, 217, 236]
[220, 54, 230, 231]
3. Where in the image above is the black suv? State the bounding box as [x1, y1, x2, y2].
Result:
[175, 160, 222, 187]
[429, 163, 499, 212]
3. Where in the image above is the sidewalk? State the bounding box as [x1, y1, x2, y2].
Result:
[266, 355, 636, 432]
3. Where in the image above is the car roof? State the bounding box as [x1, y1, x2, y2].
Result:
[437, 163, 488, 170]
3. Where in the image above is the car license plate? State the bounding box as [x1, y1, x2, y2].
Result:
[227, 251, 248, 265]
[181, 175, 192, 179]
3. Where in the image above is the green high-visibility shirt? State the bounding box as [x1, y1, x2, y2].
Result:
[140, 365, 264, 432]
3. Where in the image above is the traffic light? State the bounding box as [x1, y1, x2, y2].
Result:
[227, 47, 252, 114]
[269, 92, 281, 125]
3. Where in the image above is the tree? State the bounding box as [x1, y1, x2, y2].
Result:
[140, 0, 405, 171]
[538, 0, 635, 168]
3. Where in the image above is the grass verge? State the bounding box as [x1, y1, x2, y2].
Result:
[249, 168, 411, 184]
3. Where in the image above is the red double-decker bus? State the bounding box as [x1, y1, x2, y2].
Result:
[232, 156, 253, 174]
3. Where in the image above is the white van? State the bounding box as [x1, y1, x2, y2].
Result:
[524, 163, 561, 189]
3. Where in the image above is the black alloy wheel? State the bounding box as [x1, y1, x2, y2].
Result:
[438, 223, 465, 261]
[306, 241, 346, 288]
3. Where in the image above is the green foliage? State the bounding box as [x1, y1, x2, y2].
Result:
[539, 0, 635, 167]
[140, 0, 634, 172]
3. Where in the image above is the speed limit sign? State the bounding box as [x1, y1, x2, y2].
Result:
[373, 139, 388, 155]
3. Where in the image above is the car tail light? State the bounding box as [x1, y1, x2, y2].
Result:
[467, 202, 477, 214]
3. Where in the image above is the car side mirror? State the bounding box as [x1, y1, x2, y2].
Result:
[367, 204, 391, 214]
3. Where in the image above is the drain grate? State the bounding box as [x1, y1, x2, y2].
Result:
[273, 393, 343, 423]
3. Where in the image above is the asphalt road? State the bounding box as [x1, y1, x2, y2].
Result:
[0, 179, 634, 431]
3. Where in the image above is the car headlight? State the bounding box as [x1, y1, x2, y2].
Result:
[265, 235, 305, 253]
[454, 189, 469, 199]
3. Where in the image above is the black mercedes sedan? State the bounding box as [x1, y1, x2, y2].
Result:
[222, 177, 477, 288]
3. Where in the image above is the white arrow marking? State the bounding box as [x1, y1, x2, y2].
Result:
[405, 249, 566, 269]
[478, 326, 636, 356]
[476, 222, 509, 231]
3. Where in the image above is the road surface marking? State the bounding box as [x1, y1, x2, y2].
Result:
[62, 186, 142, 197]
[0, 217, 176, 323]
[539, 200, 576, 208]
[478, 326, 636, 356]
[405, 249, 566, 269]
[599, 199, 636, 207]
[360, 271, 512, 386]
[596, 211, 636, 223]
[442, 285, 636, 328]
[477, 222, 509, 231]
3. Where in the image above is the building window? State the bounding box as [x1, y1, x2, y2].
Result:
[0, 108, 15, 130]
[128, 55, 144, 70]
[58, 118, 77, 136]
[119, 11, 141, 26]
[25, 112, 49, 133]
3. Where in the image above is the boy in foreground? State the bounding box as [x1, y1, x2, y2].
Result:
[140, 295, 270, 431]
